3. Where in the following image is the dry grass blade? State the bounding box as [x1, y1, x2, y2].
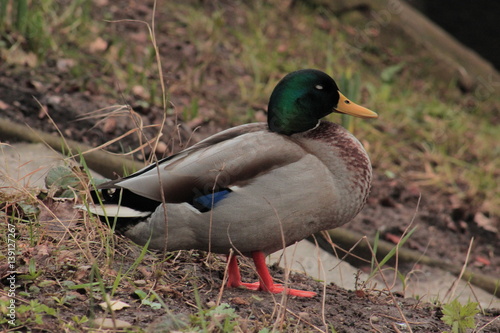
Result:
[78, 126, 160, 158]
[445, 237, 474, 302]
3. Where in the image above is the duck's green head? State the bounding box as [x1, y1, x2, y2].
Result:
[267, 69, 378, 135]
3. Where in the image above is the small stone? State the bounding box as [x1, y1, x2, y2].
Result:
[395, 322, 408, 330]
[56, 58, 76, 71]
[90, 317, 132, 329]
[298, 312, 310, 320]
[132, 85, 149, 99]
[134, 279, 147, 286]
[155, 141, 168, 155]
[89, 37, 108, 53]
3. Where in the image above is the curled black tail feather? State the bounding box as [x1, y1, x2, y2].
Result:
[91, 187, 161, 213]
[89, 187, 159, 234]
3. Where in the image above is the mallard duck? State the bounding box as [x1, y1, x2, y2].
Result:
[84, 69, 378, 297]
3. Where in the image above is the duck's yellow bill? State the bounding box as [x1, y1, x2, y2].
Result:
[334, 91, 378, 119]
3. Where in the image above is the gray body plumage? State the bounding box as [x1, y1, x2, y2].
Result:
[96, 121, 372, 256]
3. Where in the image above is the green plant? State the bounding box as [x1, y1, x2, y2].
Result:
[183, 97, 200, 122]
[15, 0, 28, 34]
[51, 294, 77, 307]
[441, 299, 479, 333]
[134, 289, 161, 310]
[68, 281, 101, 292]
[18, 258, 42, 281]
[71, 315, 89, 325]
[3, 201, 36, 248]
[191, 303, 240, 332]
[5, 300, 57, 326]
[45, 165, 85, 198]
[380, 62, 406, 84]
[329, 324, 339, 333]
[185, 285, 242, 332]
[0, 0, 27, 32]
[369, 227, 417, 279]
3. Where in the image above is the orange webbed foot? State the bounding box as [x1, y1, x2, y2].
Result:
[226, 252, 316, 298]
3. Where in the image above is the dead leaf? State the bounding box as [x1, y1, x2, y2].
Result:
[156, 285, 177, 294]
[474, 256, 491, 266]
[56, 250, 77, 264]
[355, 290, 366, 297]
[134, 279, 147, 286]
[384, 233, 401, 244]
[29, 80, 45, 92]
[230, 297, 249, 306]
[6, 49, 37, 67]
[74, 265, 91, 281]
[99, 300, 131, 311]
[474, 212, 498, 233]
[138, 266, 152, 279]
[36, 244, 50, 256]
[38, 200, 79, 238]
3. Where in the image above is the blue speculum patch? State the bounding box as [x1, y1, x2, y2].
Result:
[193, 189, 232, 212]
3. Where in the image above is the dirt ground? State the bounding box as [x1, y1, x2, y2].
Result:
[1, 1, 499, 332]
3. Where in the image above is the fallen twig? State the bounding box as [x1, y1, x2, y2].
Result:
[0, 117, 144, 179]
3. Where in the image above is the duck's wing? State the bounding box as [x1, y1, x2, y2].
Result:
[96, 122, 306, 206]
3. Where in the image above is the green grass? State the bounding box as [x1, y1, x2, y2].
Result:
[0, 0, 93, 57]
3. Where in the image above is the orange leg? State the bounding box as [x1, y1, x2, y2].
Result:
[226, 253, 243, 288]
[226, 251, 316, 297]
